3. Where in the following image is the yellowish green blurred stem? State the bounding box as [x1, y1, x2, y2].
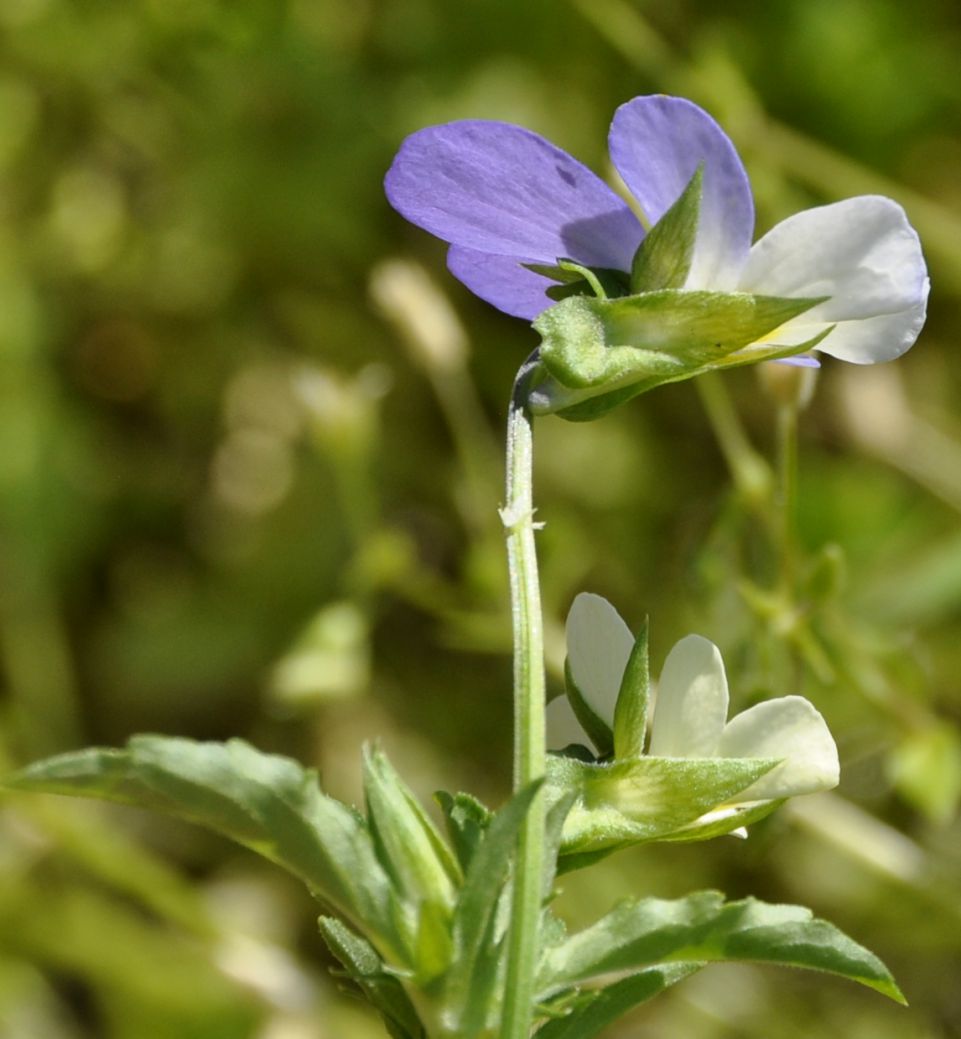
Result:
[0, 548, 81, 757]
[695, 373, 772, 507]
[776, 400, 800, 593]
[500, 354, 546, 1039]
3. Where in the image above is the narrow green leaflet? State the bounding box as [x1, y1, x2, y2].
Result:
[319, 917, 427, 1039]
[5, 737, 403, 960]
[534, 964, 701, 1039]
[537, 891, 904, 1004]
[531, 290, 831, 421]
[630, 166, 702, 293]
[442, 781, 542, 1038]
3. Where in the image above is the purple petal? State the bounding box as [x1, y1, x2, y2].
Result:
[775, 355, 821, 368]
[385, 120, 642, 270]
[609, 96, 754, 290]
[447, 246, 556, 320]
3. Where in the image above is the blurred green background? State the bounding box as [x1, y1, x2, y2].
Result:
[2, 0, 961, 1036]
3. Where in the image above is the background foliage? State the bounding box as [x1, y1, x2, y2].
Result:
[1, 0, 960, 1036]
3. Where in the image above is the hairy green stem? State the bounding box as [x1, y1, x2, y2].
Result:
[500, 354, 547, 1039]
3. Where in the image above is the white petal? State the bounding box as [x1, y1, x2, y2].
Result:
[565, 593, 635, 728]
[739, 196, 928, 363]
[718, 695, 839, 800]
[546, 695, 589, 750]
[648, 634, 728, 757]
[754, 301, 928, 366]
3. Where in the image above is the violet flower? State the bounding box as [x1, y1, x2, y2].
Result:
[385, 95, 928, 413]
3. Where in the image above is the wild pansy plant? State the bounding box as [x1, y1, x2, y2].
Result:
[5, 95, 923, 1039]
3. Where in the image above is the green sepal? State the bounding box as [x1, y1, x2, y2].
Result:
[630, 165, 702, 292]
[5, 737, 405, 959]
[319, 917, 427, 1039]
[536, 891, 905, 1005]
[524, 259, 631, 302]
[661, 798, 782, 842]
[538, 290, 824, 391]
[531, 289, 831, 421]
[612, 618, 650, 760]
[534, 964, 700, 1039]
[547, 753, 779, 865]
[564, 658, 614, 758]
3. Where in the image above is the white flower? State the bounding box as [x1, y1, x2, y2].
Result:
[550, 593, 838, 810]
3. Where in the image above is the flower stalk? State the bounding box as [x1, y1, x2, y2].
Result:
[500, 352, 547, 1039]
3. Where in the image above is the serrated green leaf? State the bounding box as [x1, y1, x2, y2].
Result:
[6, 737, 403, 960]
[435, 790, 492, 873]
[443, 781, 542, 1038]
[319, 917, 426, 1039]
[612, 620, 650, 760]
[548, 753, 778, 862]
[537, 892, 905, 1005]
[630, 166, 702, 292]
[564, 659, 614, 759]
[534, 964, 700, 1039]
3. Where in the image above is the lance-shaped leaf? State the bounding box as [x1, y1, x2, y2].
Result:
[363, 748, 460, 977]
[5, 737, 404, 960]
[534, 964, 700, 1039]
[320, 917, 427, 1039]
[537, 891, 904, 1004]
[530, 290, 830, 421]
